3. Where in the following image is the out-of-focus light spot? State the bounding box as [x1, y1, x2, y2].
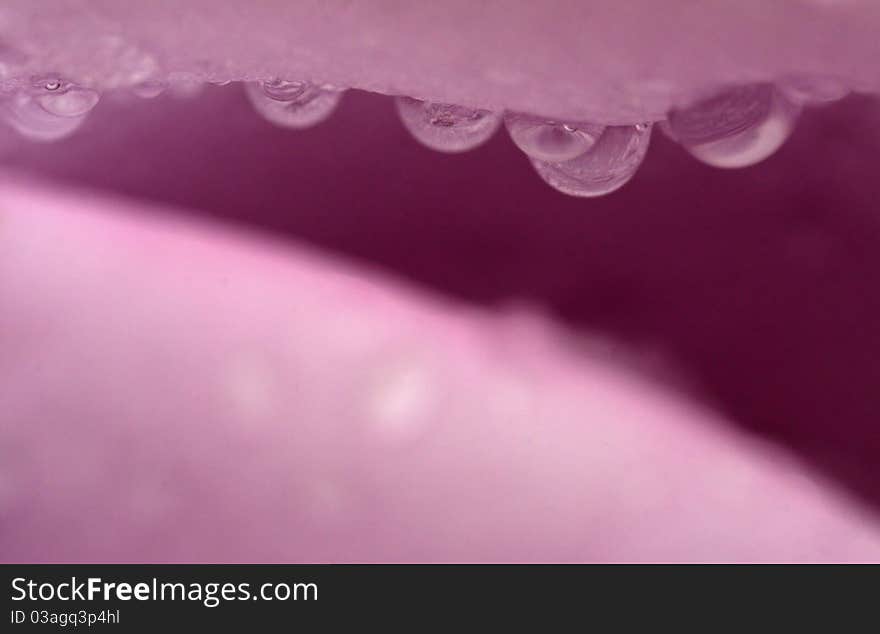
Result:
[366, 359, 435, 440]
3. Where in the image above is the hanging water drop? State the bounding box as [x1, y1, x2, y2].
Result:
[33, 76, 100, 117]
[778, 75, 849, 105]
[1, 75, 99, 142]
[245, 79, 343, 129]
[505, 112, 605, 162]
[663, 84, 799, 169]
[530, 123, 652, 197]
[132, 79, 168, 99]
[396, 97, 501, 153]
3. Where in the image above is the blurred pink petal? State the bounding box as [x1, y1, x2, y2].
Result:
[1, 177, 878, 562]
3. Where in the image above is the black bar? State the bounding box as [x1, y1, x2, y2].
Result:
[1, 564, 873, 628]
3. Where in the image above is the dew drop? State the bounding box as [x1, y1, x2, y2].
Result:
[530, 123, 652, 197]
[396, 97, 501, 153]
[1, 76, 99, 142]
[505, 112, 605, 162]
[778, 75, 849, 105]
[245, 79, 343, 129]
[663, 84, 799, 169]
[132, 79, 167, 99]
[34, 82, 100, 117]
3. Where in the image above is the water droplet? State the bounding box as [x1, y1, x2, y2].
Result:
[132, 79, 167, 99]
[245, 79, 343, 129]
[530, 123, 652, 197]
[1, 76, 99, 141]
[779, 75, 849, 105]
[664, 84, 800, 169]
[505, 112, 605, 162]
[396, 97, 501, 153]
[33, 78, 100, 117]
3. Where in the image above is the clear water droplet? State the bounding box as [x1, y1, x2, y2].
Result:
[664, 84, 800, 169]
[3, 92, 85, 141]
[1, 76, 99, 141]
[35, 85, 100, 117]
[530, 123, 652, 197]
[505, 112, 605, 162]
[132, 79, 167, 99]
[396, 97, 501, 153]
[779, 75, 849, 105]
[245, 79, 343, 129]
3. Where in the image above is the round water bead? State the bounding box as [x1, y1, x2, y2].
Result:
[663, 84, 800, 169]
[2, 76, 99, 142]
[531, 123, 652, 197]
[245, 79, 343, 129]
[132, 79, 168, 99]
[505, 112, 605, 162]
[396, 97, 501, 153]
[778, 75, 849, 105]
[34, 78, 100, 117]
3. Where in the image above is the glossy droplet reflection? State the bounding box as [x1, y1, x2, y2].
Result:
[35, 80, 100, 117]
[245, 79, 343, 129]
[1, 76, 99, 141]
[779, 75, 849, 105]
[132, 79, 168, 99]
[505, 112, 605, 162]
[396, 97, 501, 153]
[664, 84, 799, 169]
[530, 124, 652, 197]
